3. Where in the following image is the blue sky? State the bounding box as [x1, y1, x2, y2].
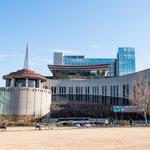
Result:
[0, 0, 150, 86]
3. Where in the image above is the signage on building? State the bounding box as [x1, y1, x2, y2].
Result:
[113, 106, 144, 113]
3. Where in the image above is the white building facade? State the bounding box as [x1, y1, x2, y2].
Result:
[0, 69, 51, 121]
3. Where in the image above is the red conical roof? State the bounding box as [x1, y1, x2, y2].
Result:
[3, 69, 47, 82]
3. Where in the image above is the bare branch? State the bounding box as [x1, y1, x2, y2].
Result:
[129, 74, 150, 125]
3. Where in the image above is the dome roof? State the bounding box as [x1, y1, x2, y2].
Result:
[3, 69, 47, 82]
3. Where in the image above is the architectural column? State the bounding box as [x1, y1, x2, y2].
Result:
[38, 80, 42, 88]
[11, 78, 15, 87]
[26, 78, 28, 87]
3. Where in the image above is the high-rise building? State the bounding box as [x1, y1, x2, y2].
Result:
[117, 47, 135, 76]
[53, 52, 63, 65]
[51, 47, 135, 79]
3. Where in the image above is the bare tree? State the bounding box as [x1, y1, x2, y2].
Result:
[129, 75, 150, 125]
[50, 104, 63, 116]
[45, 104, 64, 129]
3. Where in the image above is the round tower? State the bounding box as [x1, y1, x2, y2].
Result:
[3, 68, 47, 88]
[0, 46, 51, 121]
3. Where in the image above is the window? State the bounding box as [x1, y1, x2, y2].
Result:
[97, 86, 99, 95]
[81, 87, 83, 94]
[123, 84, 129, 97]
[123, 85, 126, 97]
[59, 87, 61, 94]
[110, 86, 113, 96]
[64, 87, 66, 94]
[113, 85, 115, 96]
[54, 87, 56, 94]
[75, 87, 82, 94]
[105, 86, 107, 96]
[51, 86, 53, 93]
[15, 78, 26, 87]
[69, 87, 73, 94]
[6, 79, 11, 87]
[87, 87, 90, 94]
[116, 85, 119, 97]
[69, 87, 71, 94]
[76, 87, 78, 94]
[85, 86, 90, 94]
[92, 87, 94, 95]
[28, 79, 37, 88]
[102, 86, 104, 95]
[85, 87, 87, 94]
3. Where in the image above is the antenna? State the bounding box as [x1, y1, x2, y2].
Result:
[23, 44, 29, 69]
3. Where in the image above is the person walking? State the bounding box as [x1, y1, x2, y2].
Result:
[105, 119, 109, 127]
[129, 119, 132, 126]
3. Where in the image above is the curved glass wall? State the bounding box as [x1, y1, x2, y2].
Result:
[53, 69, 109, 79]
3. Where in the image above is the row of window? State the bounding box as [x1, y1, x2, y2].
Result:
[6, 79, 39, 88]
[52, 95, 128, 105]
[110, 85, 119, 97]
[51, 85, 129, 97]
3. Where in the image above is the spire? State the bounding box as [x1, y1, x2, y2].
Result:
[23, 44, 29, 69]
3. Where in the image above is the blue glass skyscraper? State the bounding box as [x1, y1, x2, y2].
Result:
[117, 47, 135, 76]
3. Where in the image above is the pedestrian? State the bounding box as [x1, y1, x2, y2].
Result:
[105, 119, 109, 127]
[129, 119, 132, 126]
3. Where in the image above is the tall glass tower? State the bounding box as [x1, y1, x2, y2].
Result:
[117, 47, 135, 76]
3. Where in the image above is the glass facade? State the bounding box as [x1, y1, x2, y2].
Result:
[117, 47, 135, 76]
[63, 57, 116, 77]
[53, 47, 136, 78]
[64, 57, 116, 66]
[52, 68, 109, 79]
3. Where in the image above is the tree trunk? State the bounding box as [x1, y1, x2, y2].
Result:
[144, 111, 148, 126]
